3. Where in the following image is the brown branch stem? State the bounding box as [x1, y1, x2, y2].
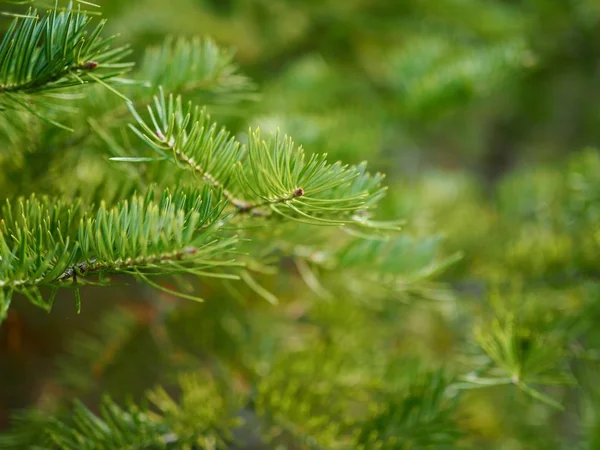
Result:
[160, 135, 304, 217]
[57, 247, 198, 283]
[0, 61, 98, 94]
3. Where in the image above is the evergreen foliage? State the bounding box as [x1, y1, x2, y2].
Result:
[1, 0, 600, 449]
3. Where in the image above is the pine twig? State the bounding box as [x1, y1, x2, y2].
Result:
[156, 130, 305, 217]
[0, 61, 99, 94]
[56, 247, 200, 283]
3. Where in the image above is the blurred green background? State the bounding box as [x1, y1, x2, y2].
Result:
[2, 0, 600, 447]
[93, 0, 600, 174]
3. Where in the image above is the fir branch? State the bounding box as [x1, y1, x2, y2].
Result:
[0, 187, 238, 320]
[293, 234, 461, 304]
[1, 373, 242, 449]
[458, 300, 576, 410]
[139, 36, 256, 105]
[355, 371, 462, 449]
[0, 60, 99, 93]
[126, 89, 387, 224]
[0, 4, 132, 96]
[60, 36, 256, 154]
[137, 116, 250, 212]
[56, 246, 200, 282]
[158, 131, 307, 216]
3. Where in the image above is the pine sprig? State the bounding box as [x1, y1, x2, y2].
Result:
[124, 89, 388, 224]
[0, 3, 132, 95]
[139, 36, 256, 104]
[254, 346, 463, 449]
[321, 234, 461, 303]
[2, 373, 241, 450]
[123, 90, 247, 210]
[459, 297, 577, 410]
[0, 195, 81, 316]
[237, 131, 386, 224]
[66, 36, 256, 157]
[356, 371, 462, 449]
[45, 397, 160, 450]
[71, 187, 237, 283]
[0, 187, 238, 321]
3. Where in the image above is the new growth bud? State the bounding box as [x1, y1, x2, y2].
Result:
[83, 61, 99, 70]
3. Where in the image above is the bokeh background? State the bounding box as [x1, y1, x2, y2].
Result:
[2, 0, 600, 448]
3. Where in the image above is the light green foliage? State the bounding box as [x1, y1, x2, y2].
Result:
[0, 5, 129, 94]
[0, 373, 240, 449]
[462, 294, 576, 409]
[0, 188, 237, 319]
[0, 195, 82, 316]
[0, 3, 132, 129]
[125, 88, 386, 224]
[356, 371, 461, 449]
[139, 36, 256, 106]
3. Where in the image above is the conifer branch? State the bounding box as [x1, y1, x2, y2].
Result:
[0, 188, 237, 319]
[152, 129, 307, 216]
[56, 246, 200, 282]
[0, 60, 97, 93]
[0, 5, 132, 97]
[63, 36, 256, 152]
[140, 36, 256, 104]
[126, 89, 387, 225]
[2, 1, 600, 446]
[148, 125, 252, 213]
[0, 373, 242, 449]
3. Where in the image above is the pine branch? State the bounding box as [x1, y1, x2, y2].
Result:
[355, 371, 462, 449]
[297, 234, 462, 303]
[0, 60, 99, 93]
[458, 298, 576, 410]
[59, 36, 256, 154]
[0, 409, 50, 450]
[0, 187, 238, 321]
[253, 345, 463, 448]
[0, 2, 133, 131]
[387, 36, 527, 119]
[55, 246, 200, 282]
[0, 4, 132, 96]
[124, 89, 388, 224]
[125, 100, 250, 211]
[0, 373, 241, 449]
[140, 36, 256, 105]
[90, 36, 255, 130]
